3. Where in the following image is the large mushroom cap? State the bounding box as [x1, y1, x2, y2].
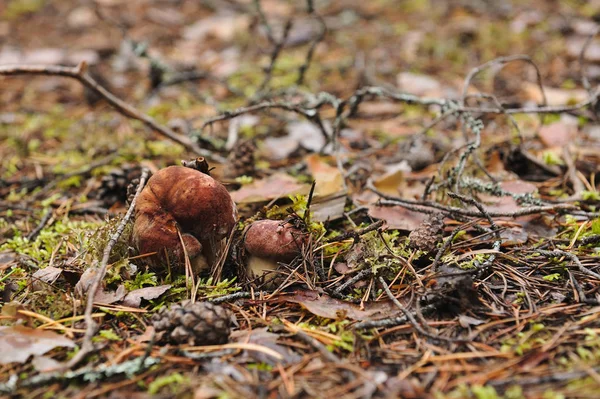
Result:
[133, 165, 237, 271]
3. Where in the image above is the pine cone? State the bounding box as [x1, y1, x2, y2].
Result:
[152, 301, 232, 345]
[226, 140, 256, 178]
[409, 213, 445, 253]
[96, 164, 143, 207]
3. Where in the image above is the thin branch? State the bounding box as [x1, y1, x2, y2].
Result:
[535, 249, 600, 280]
[62, 168, 150, 370]
[0, 62, 224, 162]
[378, 277, 464, 343]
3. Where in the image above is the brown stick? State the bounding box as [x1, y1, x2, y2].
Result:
[0, 62, 225, 162]
[62, 168, 150, 370]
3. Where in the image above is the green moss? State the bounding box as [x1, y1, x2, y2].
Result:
[0, 217, 103, 265]
[147, 372, 187, 395]
[4, 0, 46, 20]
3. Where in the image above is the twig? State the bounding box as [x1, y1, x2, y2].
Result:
[579, 27, 599, 96]
[378, 277, 464, 343]
[326, 220, 384, 243]
[26, 210, 53, 241]
[333, 268, 373, 294]
[258, 19, 293, 92]
[297, 0, 327, 85]
[535, 249, 600, 280]
[292, 328, 341, 363]
[460, 54, 548, 108]
[354, 303, 438, 329]
[62, 168, 150, 370]
[207, 291, 253, 304]
[0, 62, 224, 162]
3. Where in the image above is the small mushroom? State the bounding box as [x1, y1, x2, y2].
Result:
[132, 164, 237, 274]
[243, 220, 307, 283]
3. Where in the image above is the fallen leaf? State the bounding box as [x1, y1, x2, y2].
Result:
[538, 122, 576, 148]
[305, 154, 345, 197]
[122, 285, 172, 308]
[32, 355, 61, 372]
[135, 326, 156, 343]
[289, 121, 329, 153]
[285, 290, 402, 321]
[183, 14, 250, 42]
[522, 82, 588, 106]
[396, 72, 443, 97]
[75, 266, 98, 296]
[94, 284, 127, 305]
[458, 315, 486, 328]
[368, 205, 427, 231]
[31, 266, 62, 291]
[310, 194, 347, 222]
[0, 325, 75, 364]
[372, 162, 411, 196]
[481, 180, 538, 214]
[262, 135, 300, 160]
[231, 328, 301, 366]
[0, 251, 16, 270]
[230, 173, 310, 204]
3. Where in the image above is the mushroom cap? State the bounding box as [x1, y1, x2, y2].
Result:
[133, 166, 237, 269]
[243, 220, 307, 262]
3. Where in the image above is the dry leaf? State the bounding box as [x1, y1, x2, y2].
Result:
[0, 251, 17, 271]
[285, 290, 402, 321]
[396, 72, 443, 97]
[0, 325, 75, 364]
[32, 355, 61, 372]
[31, 266, 63, 291]
[122, 285, 172, 308]
[94, 284, 127, 304]
[538, 122, 576, 148]
[368, 205, 427, 231]
[372, 162, 411, 196]
[310, 194, 347, 222]
[231, 328, 302, 366]
[305, 154, 345, 197]
[230, 173, 309, 204]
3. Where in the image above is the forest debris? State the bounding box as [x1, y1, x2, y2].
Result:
[94, 285, 126, 305]
[0, 326, 75, 365]
[409, 213, 445, 252]
[538, 121, 577, 148]
[305, 154, 345, 197]
[231, 328, 301, 366]
[310, 194, 346, 222]
[152, 301, 232, 345]
[122, 285, 172, 308]
[230, 173, 309, 203]
[32, 356, 62, 372]
[368, 205, 427, 231]
[0, 252, 17, 270]
[183, 14, 250, 42]
[31, 266, 63, 291]
[396, 72, 443, 97]
[285, 290, 401, 321]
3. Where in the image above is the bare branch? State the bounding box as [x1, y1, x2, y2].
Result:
[0, 62, 225, 162]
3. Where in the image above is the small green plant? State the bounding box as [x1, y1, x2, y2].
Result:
[543, 273, 562, 282]
[124, 272, 158, 291]
[147, 372, 187, 395]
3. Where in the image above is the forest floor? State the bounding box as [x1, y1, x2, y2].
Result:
[1, 0, 600, 398]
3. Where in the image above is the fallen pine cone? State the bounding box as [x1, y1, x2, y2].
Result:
[408, 212, 445, 253]
[152, 301, 232, 345]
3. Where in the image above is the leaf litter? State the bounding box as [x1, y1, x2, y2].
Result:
[1, 1, 600, 398]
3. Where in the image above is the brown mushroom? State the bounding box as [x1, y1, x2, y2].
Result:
[243, 220, 307, 282]
[132, 165, 237, 274]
